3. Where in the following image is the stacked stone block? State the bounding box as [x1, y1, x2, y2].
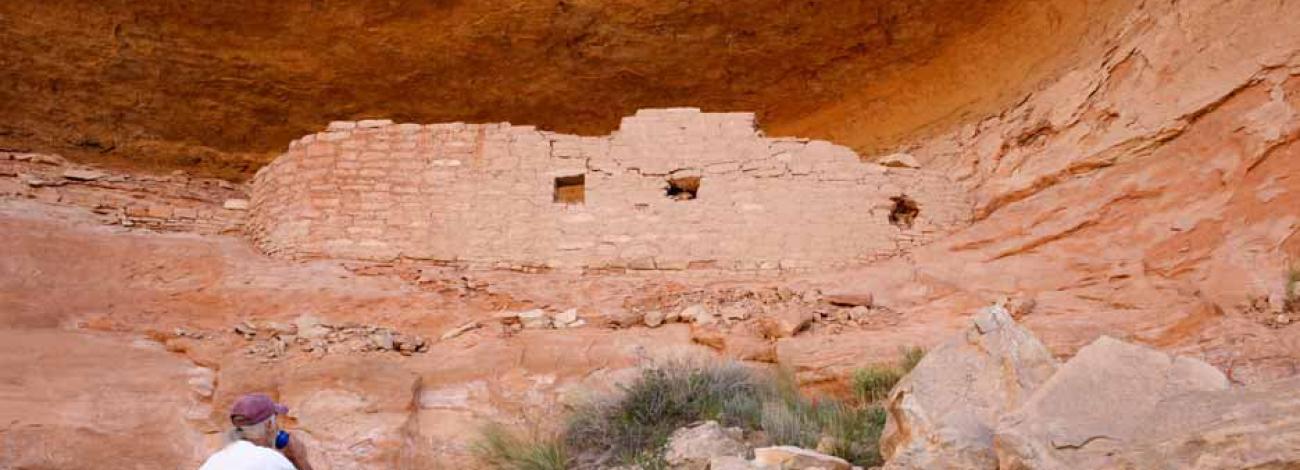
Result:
[248, 108, 971, 271]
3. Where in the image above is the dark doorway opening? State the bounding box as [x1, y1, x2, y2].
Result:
[554, 174, 585, 204]
[889, 195, 919, 228]
[665, 176, 700, 201]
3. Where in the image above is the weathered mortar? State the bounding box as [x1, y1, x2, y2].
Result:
[248, 108, 971, 271]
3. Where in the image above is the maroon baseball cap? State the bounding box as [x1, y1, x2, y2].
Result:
[230, 393, 288, 426]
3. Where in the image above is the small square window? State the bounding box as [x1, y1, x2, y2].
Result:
[554, 174, 585, 204]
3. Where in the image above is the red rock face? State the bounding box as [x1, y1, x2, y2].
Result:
[900, 0, 1300, 382]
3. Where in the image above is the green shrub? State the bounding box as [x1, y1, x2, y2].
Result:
[852, 366, 905, 404]
[852, 346, 927, 404]
[899, 346, 926, 373]
[473, 423, 569, 470]
[484, 353, 924, 469]
[818, 403, 887, 466]
[564, 359, 763, 467]
[760, 373, 889, 466]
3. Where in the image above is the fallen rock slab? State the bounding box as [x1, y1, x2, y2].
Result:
[439, 321, 480, 340]
[994, 336, 1229, 470]
[1111, 376, 1300, 469]
[881, 305, 1057, 469]
[878, 152, 921, 169]
[752, 446, 851, 470]
[62, 168, 107, 181]
[823, 291, 873, 307]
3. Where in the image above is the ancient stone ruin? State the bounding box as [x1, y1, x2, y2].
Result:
[248, 108, 971, 271]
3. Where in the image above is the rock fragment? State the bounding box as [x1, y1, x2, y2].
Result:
[517, 309, 551, 329]
[1004, 293, 1036, 318]
[62, 168, 106, 181]
[680, 304, 716, 325]
[295, 314, 331, 340]
[439, 321, 480, 340]
[722, 306, 749, 321]
[878, 152, 921, 169]
[643, 310, 666, 327]
[756, 308, 813, 339]
[752, 446, 851, 470]
[552, 308, 580, 328]
[823, 291, 873, 307]
[369, 330, 395, 351]
[847, 306, 870, 322]
[663, 421, 748, 470]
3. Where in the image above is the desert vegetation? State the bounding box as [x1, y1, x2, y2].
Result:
[476, 349, 925, 469]
[473, 424, 570, 470]
[852, 346, 925, 403]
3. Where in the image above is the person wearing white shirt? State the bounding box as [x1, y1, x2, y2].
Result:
[199, 394, 313, 470]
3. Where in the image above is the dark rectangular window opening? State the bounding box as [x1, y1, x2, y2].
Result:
[554, 174, 585, 204]
[666, 176, 700, 201]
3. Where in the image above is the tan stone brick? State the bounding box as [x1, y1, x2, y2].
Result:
[248, 109, 972, 270]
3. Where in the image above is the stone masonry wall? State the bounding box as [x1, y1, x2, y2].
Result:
[248, 108, 971, 271]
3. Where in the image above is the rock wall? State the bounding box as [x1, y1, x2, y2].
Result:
[891, 0, 1300, 378]
[248, 109, 971, 271]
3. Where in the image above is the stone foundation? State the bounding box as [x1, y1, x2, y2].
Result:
[248, 108, 971, 271]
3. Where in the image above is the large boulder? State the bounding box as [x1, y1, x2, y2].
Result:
[994, 336, 1229, 469]
[880, 305, 1058, 469]
[664, 421, 749, 470]
[1111, 376, 1300, 469]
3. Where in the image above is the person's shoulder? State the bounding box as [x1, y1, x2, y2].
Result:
[200, 441, 296, 470]
[199, 441, 245, 470]
[243, 442, 297, 469]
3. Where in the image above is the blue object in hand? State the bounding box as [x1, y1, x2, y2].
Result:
[275, 430, 290, 450]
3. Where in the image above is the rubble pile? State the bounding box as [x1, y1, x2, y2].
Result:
[0, 152, 248, 234]
[234, 315, 429, 361]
